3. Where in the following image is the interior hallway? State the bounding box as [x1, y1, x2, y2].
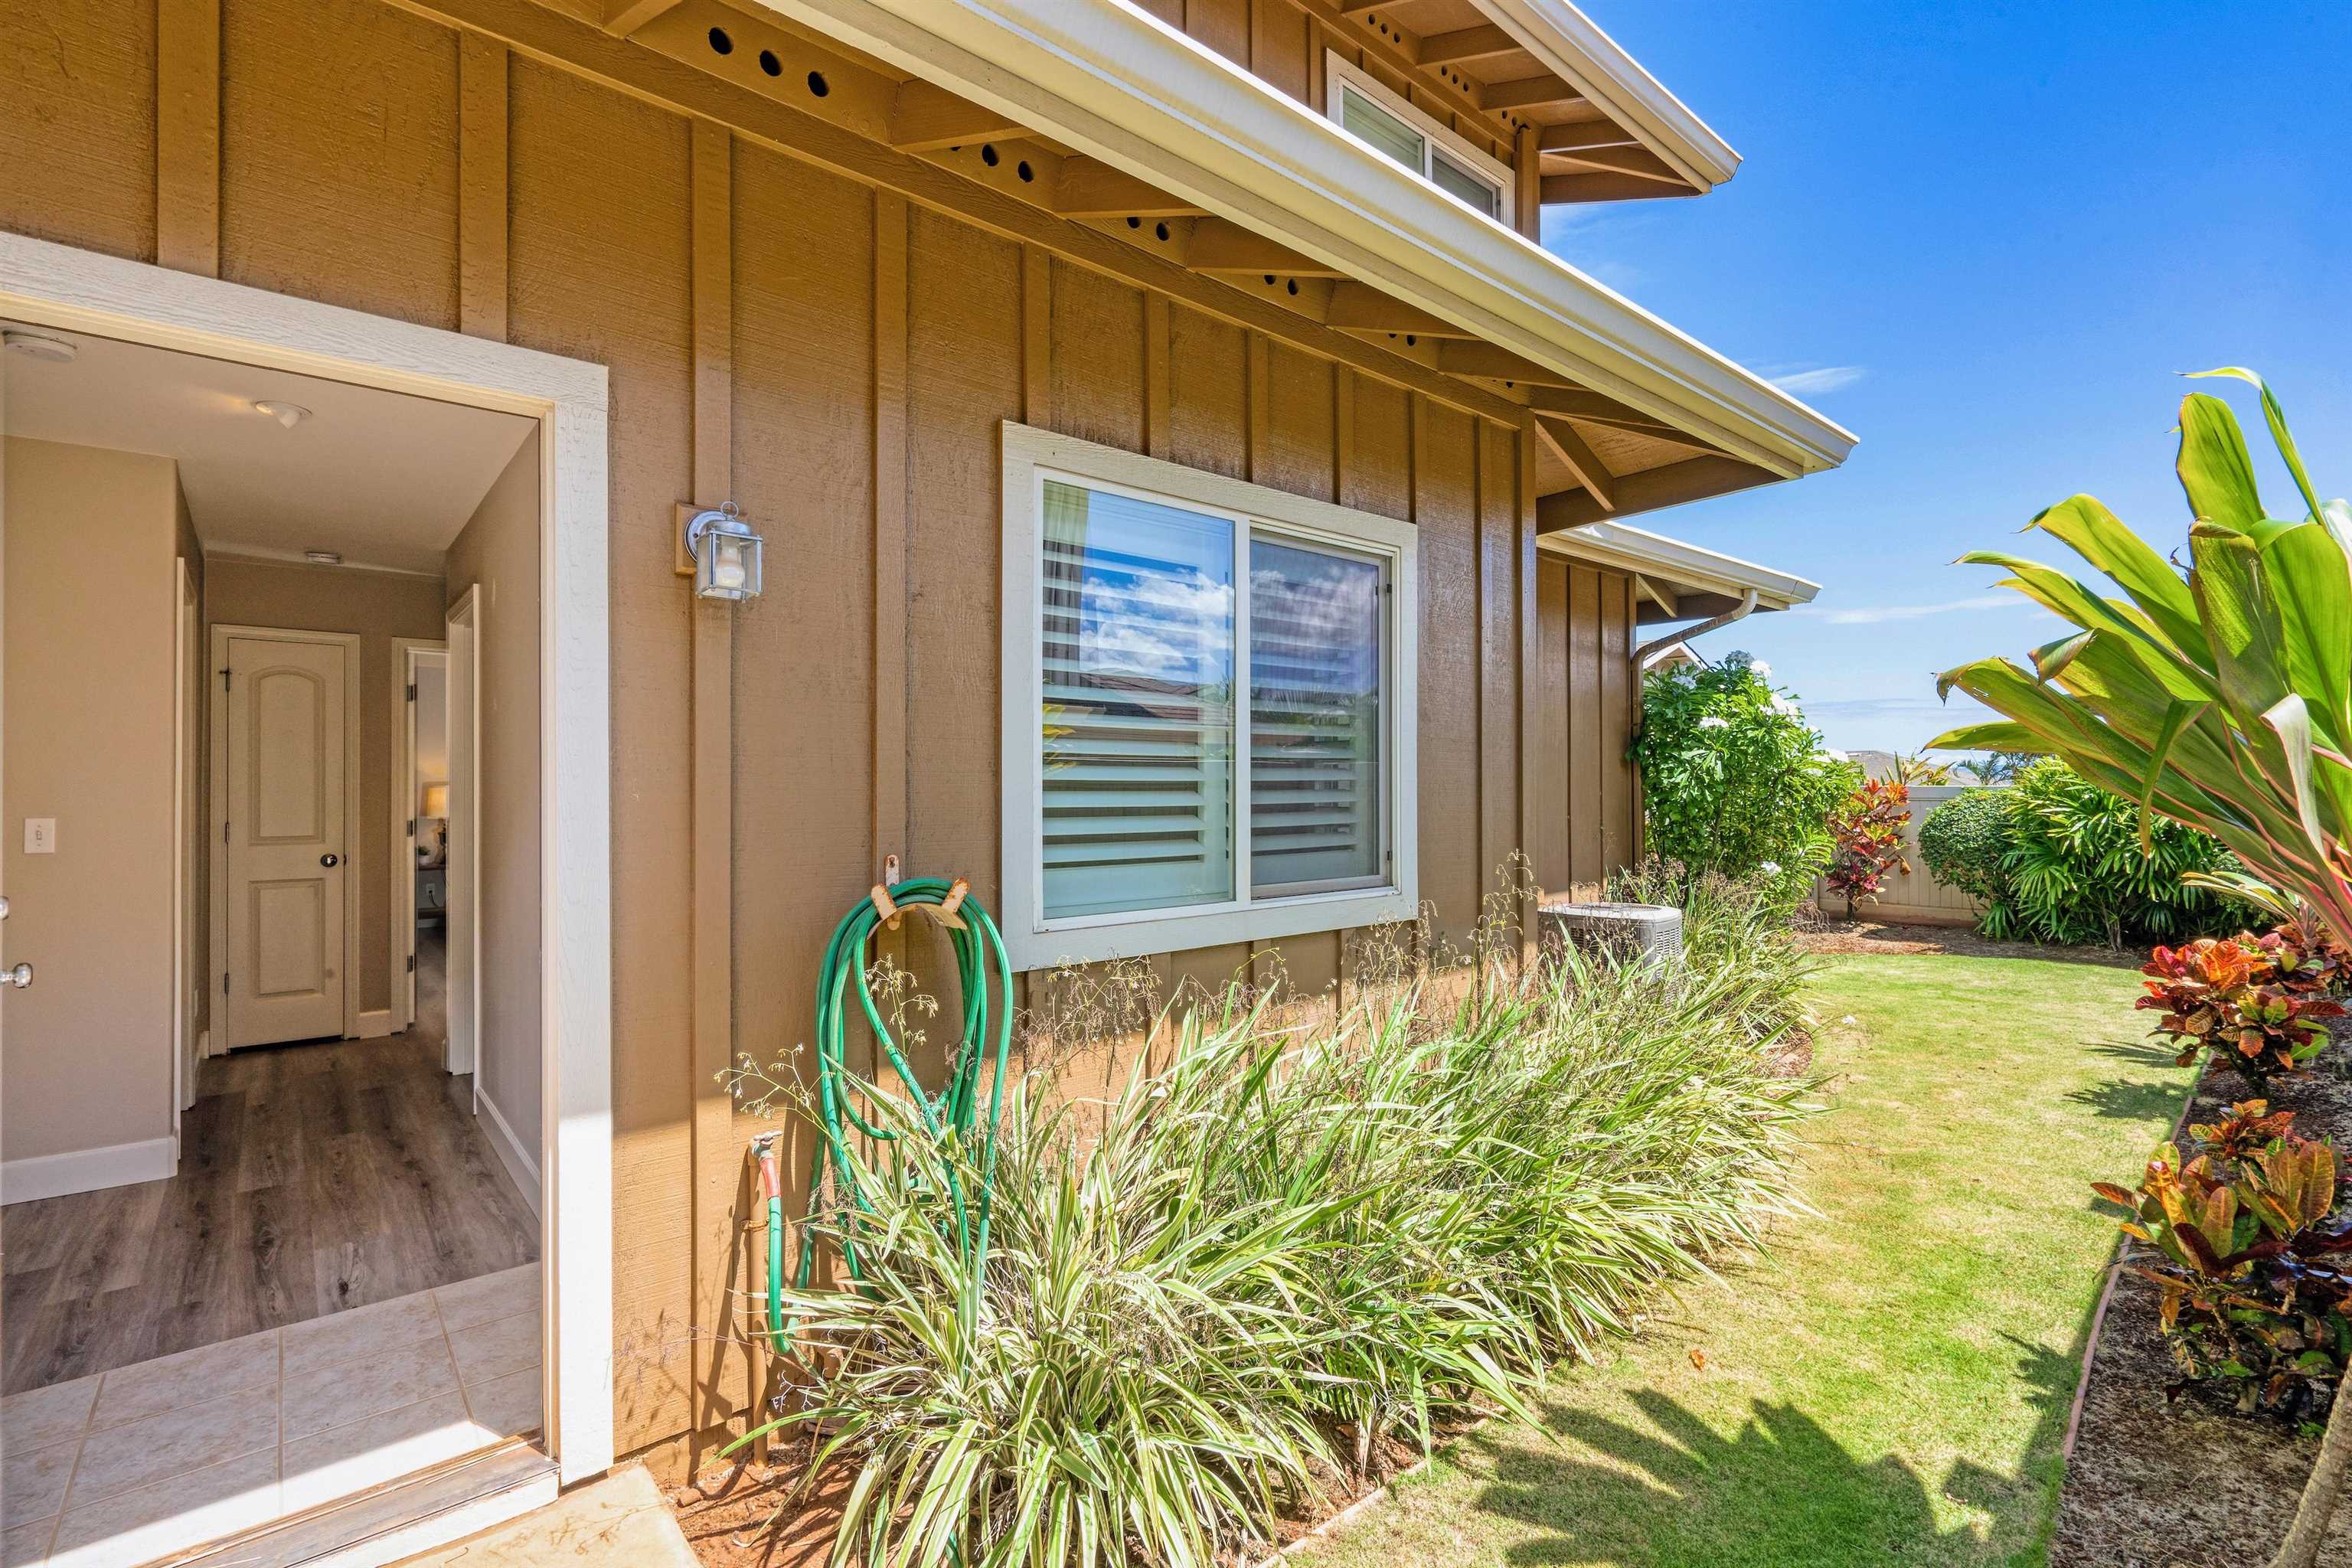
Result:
[1, 933, 537, 1396]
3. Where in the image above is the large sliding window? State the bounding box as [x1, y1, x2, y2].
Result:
[1323, 54, 1513, 223]
[1004, 425, 1418, 971]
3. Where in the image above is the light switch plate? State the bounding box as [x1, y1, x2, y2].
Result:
[24, 818, 55, 854]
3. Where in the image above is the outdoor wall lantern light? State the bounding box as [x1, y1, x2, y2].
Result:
[684, 501, 763, 602]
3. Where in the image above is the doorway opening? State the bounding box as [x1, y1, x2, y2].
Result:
[2, 318, 550, 1564]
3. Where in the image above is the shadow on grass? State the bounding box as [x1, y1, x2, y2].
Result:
[2062, 1076, 2187, 1122]
[1462, 1338, 2081, 1567]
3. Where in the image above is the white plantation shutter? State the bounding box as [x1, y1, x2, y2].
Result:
[1040, 481, 1236, 920]
[1248, 538, 1384, 893]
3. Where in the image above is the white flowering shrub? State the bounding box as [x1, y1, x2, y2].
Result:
[1628, 650, 1857, 907]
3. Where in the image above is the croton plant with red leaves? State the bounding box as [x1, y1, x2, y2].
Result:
[2137, 930, 2347, 1086]
[2093, 1113, 2352, 1416]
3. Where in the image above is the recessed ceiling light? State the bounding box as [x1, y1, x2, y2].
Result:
[305, 549, 343, 566]
[2, 330, 77, 363]
[253, 400, 312, 428]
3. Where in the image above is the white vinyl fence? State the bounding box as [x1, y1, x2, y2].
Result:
[1816, 782, 1984, 927]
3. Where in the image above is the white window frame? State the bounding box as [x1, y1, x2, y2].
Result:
[1000, 423, 1419, 972]
[1321, 52, 1514, 223]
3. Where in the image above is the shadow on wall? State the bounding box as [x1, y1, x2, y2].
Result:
[1462, 1336, 2080, 1566]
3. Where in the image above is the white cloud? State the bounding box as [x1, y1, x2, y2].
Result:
[1766, 364, 1868, 396]
[1795, 593, 2027, 626]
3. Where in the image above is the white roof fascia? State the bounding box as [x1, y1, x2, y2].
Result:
[1539, 519, 1819, 610]
[756, 0, 1857, 479]
[1468, 0, 1740, 191]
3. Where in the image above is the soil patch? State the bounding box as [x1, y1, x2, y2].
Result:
[1795, 916, 2142, 969]
[668, 1419, 1467, 1567]
[2051, 1037, 2352, 1567]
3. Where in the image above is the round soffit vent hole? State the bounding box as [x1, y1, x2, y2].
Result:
[2, 329, 77, 363]
[707, 25, 732, 54]
[979, 143, 999, 167]
[757, 49, 780, 77]
[806, 70, 829, 96]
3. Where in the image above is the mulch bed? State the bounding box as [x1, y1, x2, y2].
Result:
[1793, 916, 2143, 968]
[2050, 1033, 2352, 1567]
[667, 1421, 1460, 1567]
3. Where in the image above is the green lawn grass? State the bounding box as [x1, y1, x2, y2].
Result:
[1311, 951, 2194, 1568]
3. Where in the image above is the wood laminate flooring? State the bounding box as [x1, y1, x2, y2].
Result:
[1, 932, 538, 1394]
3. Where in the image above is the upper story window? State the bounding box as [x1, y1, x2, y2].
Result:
[1323, 54, 1513, 222]
[999, 423, 1419, 972]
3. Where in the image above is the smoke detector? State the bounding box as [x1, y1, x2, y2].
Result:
[2, 330, 77, 363]
[253, 400, 312, 429]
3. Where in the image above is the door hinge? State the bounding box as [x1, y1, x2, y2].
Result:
[407, 953, 416, 974]
[220, 668, 232, 692]
[407, 818, 416, 838]
[222, 972, 230, 996]
[407, 682, 418, 701]
[223, 820, 231, 845]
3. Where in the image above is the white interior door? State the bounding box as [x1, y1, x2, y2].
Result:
[446, 592, 478, 1077]
[223, 631, 349, 1047]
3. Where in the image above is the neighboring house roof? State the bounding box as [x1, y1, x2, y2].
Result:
[1538, 518, 1820, 622]
[1640, 642, 1700, 671]
[751, 0, 1857, 508]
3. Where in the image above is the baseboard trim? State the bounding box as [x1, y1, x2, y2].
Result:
[356, 1008, 396, 1040]
[476, 1089, 541, 1220]
[2, 1135, 177, 1205]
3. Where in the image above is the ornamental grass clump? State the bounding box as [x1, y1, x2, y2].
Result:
[736, 940, 1810, 1567]
[2093, 1110, 2352, 1419]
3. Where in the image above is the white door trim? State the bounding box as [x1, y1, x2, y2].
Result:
[391, 638, 447, 1030]
[445, 588, 480, 1083]
[210, 622, 363, 1047]
[0, 230, 616, 1485]
[172, 557, 200, 1127]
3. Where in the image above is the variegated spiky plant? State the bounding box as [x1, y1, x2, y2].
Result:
[1944, 372, 2352, 1566]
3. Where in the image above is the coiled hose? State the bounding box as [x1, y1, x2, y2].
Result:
[758, 876, 1012, 1355]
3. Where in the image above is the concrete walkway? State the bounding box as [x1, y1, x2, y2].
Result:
[394, 1465, 694, 1566]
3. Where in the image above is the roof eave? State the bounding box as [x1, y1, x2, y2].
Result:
[1538, 518, 1820, 611]
[1468, 0, 1741, 191]
[756, 0, 1857, 480]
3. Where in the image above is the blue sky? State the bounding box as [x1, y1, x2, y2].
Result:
[1540, 3, 2352, 755]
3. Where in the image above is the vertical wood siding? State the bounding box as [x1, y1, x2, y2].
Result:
[1534, 557, 1638, 900]
[3, 0, 1646, 1468]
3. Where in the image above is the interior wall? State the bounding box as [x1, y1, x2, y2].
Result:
[444, 433, 541, 1191]
[2, 437, 181, 1173]
[175, 480, 210, 1050]
[204, 556, 447, 1022]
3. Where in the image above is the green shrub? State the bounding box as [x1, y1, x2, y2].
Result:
[1629, 652, 1857, 905]
[2001, 758, 2236, 948]
[743, 941, 1811, 1566]
[1917, 788, 2016, 913]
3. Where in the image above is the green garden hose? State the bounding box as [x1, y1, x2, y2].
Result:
[758, 876, 1013, 1356]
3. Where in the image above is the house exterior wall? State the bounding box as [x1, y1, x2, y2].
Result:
[0, 0, 1638, 1468]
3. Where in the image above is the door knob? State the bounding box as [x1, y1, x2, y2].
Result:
[321, 854, 341, 868]
[4, 962, 30, 988]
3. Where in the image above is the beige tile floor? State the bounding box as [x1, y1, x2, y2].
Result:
[2, 1264, 541, 1568]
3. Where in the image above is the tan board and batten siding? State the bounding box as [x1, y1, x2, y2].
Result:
[0, 0, 1642, 1468]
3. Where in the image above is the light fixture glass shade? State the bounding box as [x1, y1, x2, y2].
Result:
[420, 781, 450, 818]
[688, 508, 763, 602]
